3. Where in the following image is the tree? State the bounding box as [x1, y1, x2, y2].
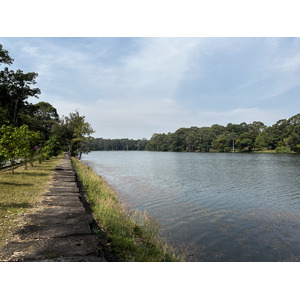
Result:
[54, 111, 94, 159]
[1, 44, 41, 128]
[186, 131, 197, 152]
[249, 121, 267, 135]
[0, 44, 14, 65]
[20, 101, 59, 141]
[288, 113, 300, 126]
[17, 125, 41, 169]
[195, 127, 215, 152]
[226, 122, 249, 136]
[236, 130, 256, 152]
[0, 125, 22, 173]
[37, 135, 61, 162]
[146, 133, 163, 151]
[0, 125, 41, 172]
[254, 133, 267, 151]
[0, 68, 40, 126]
[170, 128, 189, 152]
[211, 133, 233, 152]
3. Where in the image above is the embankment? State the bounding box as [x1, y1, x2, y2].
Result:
[72, 157, 184, 262]
[1, 153, 183, 261]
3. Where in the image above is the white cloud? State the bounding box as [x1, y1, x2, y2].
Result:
[2, 37, 299, 139]
[26, 38, 207, 138]
[86, 38, 204, 101]
[233, 38, 300, 100]
[193, 108, 288, 128]
[81, 97, 186, 138]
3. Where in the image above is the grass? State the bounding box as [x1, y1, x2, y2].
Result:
[0, 155, 63, 249]
[72, 157, 184, 262]
[253, 150, 276, 154]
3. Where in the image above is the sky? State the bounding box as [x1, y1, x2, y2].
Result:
[1, 37, 300, 139]
[1, 1, 300, 297]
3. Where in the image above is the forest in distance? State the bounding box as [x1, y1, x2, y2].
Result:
[92, 113, 300, 153]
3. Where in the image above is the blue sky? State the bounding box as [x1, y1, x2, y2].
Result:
[1, 37, 300, 139]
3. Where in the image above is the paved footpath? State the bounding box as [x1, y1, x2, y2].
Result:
[1, 154, 107, 261]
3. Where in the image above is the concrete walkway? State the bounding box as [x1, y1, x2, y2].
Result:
[1, 154, 107, 261]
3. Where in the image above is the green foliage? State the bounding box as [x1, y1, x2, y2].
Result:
[37, 135, 61, 162]
[211, 134, 233, 152]
[0, 125, 23, 171]
[254, 133, 266, 151]
[53, 111, 94, 159]
[0, 125, 41, 172]
[92, 138, 148, 151]
[0, 67, 40, 126]
[146, 114, 300, 153]
[18, 125, 41, 169]
[0, 44, 66, 168]
[236, 130, 256, 152]
[275, 146, 291, 153]
[0, 44, 14, 65]
[19, 101, 59, 141]
[0, 44, 95, 166]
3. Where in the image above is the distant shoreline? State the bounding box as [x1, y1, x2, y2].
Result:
[89, 149, 299, 154]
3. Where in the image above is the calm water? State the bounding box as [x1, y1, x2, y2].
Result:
[82, 151, 300, 262]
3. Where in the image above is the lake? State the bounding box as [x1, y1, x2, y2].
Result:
[82, 151, 300, 262]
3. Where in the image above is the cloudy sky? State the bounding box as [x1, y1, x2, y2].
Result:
[1, 37, 300, 139]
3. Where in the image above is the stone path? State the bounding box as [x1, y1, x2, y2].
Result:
[0, 154, 108, 261]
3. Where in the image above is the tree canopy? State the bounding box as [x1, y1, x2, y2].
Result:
[92, 138, 149, 151]
[0, 43, 94, 172]
[53, 111, 94, 159]
[146, 114, 300, 153]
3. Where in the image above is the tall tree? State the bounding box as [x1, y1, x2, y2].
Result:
[20, 101, 59, 141]
[0, 68, 40, 125]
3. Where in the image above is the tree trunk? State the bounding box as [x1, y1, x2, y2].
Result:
[13, 95, 19, 125]
[10, 158, 15, 174]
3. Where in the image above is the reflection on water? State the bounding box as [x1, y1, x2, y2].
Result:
[82, 151, 300, 262]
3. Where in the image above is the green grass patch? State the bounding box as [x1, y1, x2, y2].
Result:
[72, 158, 184, 262]
[253, 150, 276, 154]
[0, 155, 63, 249]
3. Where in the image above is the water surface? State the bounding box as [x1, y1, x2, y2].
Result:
[82, 151, 300, 261]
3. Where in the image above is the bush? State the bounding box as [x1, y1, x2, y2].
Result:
[275, 146, 290, 153]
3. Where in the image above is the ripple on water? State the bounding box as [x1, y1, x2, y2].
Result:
[82, 152, 300, 262]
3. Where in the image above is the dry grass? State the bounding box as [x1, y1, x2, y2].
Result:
[0, 155, 62, 248]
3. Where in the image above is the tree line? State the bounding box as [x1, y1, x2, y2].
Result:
[92, 114, 300, 154]
[0, 44, 94, 172]
[92, 138, 148, 151]
[146, 115, 300, 153]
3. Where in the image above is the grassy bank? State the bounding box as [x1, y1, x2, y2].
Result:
[0, 155, 62, 249]
[72, 157, 184, 262]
